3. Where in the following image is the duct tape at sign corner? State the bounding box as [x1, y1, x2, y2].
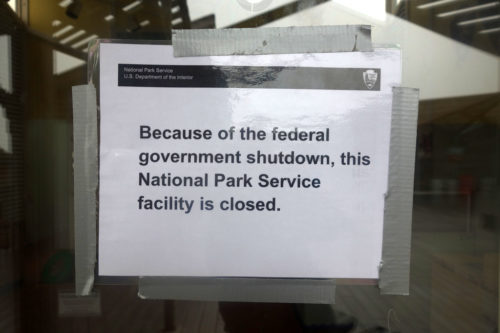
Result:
[138, 277, 336, 304]
[379, 86, 419, 296]
[172, 25, 372, 57]
[72, 84, 98, 296]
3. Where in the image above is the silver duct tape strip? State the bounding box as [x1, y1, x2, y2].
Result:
[138, 277, 336, 304]
[87, 39, 100, 85]
[172, 25, 372, 57]
[379, 87, 419, 295]
[73, 84, 98, 296]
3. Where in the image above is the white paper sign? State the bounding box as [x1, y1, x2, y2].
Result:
[98, 43, 401, 278]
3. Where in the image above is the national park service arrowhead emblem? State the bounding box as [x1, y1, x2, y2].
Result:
[363, 69, 378, 90]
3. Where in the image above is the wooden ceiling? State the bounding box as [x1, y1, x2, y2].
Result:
[388, 0, 500, 56]
[24, 0, 330, 60]
[25, 0, 500, 60]
[28, 0, 191, 58]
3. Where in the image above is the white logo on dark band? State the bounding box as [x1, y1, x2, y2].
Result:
[363, 69, 378, 89]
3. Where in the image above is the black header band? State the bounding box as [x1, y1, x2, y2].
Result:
[118, 64, 381, 91]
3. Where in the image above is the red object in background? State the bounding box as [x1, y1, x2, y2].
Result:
[0, 222, 9, 249]
[459, 175, 476, 194]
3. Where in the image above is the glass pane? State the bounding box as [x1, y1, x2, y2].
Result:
[0, 0, 499, 332]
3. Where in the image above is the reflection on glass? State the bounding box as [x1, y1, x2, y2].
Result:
[0, 0, 499, 331]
